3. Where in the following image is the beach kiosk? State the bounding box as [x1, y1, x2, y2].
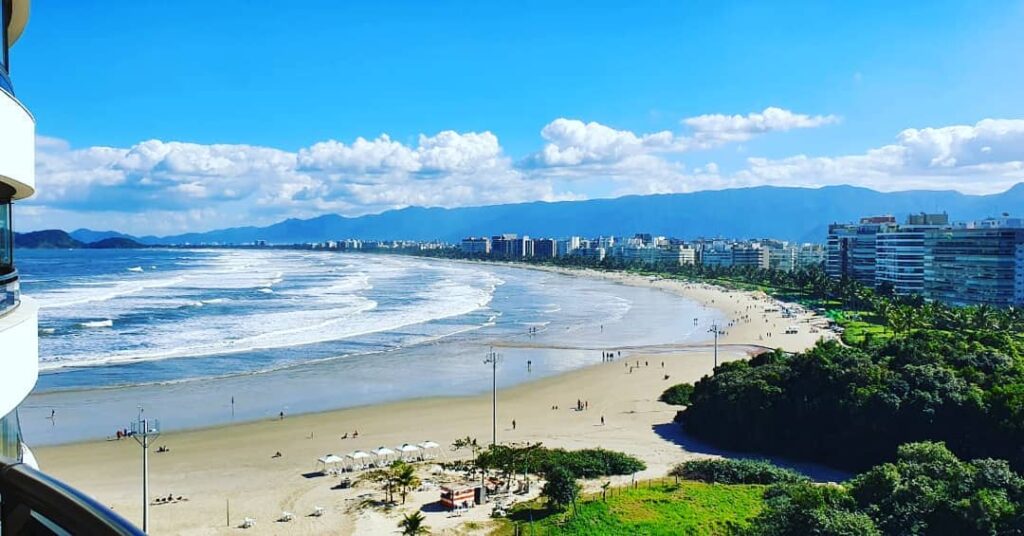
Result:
[440, 485, 477, 511]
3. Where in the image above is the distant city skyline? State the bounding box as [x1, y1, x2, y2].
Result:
[12, 1, 1024, 234]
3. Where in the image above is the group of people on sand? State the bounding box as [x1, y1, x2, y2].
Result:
[340, 430, 359, 439]
[600, 350, 620, 362]
[114, 428, 134, 440]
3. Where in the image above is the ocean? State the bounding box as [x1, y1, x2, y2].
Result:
[16, 249, 721, 444]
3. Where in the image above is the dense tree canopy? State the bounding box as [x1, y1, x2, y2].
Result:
[748, 442, 1024, 536]
[682, 332, 1024, 472]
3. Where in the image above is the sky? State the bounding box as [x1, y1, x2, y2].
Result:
[9, 0, 1024, 235]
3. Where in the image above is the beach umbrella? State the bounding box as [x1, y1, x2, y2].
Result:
[316, 454, 343, 473]
[417, 441, 442, 461]
[348, 450, 372, 460]
[372, 446, 395, 463]
[396, 443, 421, 460]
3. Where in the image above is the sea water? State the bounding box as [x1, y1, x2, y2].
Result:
[15, 249, 722, 444]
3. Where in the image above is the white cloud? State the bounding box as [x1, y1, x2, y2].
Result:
[682, 107, 839, 144]
[532, 107, 837, 168]
[734, 119, 1024, 193]
[23, 112, 1024, 235]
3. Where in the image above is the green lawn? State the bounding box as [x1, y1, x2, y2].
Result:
[492, 481, 765, 536]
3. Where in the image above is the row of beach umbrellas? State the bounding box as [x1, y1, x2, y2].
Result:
[317, 441, 442, 472]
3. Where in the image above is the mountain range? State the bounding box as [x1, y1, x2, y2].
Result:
[29, 184, 1024, 247]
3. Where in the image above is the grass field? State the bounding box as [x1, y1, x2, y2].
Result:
[491, 481, 766, 536]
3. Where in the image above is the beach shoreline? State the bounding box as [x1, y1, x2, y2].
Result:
[32, 262, 836, 535]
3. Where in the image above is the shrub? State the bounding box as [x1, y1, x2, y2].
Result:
[539, 448, 646, 478]
[670, 458, 808, 485]
[659, 383, 695, 405]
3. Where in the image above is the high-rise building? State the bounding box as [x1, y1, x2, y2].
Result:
[826, 216, 897, 285]
[875, 213, 949, 295]
[460, 236, 491, 255]
[795, 244, 826, 269]
[490, 234, 517, 257]
[924, 226, 1024, 307]
[1, 0, 38, 470]
[556, 236, 580, 256]
[731, 244, 770, 269]
[533, 238, 557, 258]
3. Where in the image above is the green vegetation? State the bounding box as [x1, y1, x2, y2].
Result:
[670, 459, 808, 485]
[749, 442, 1024, 535]
[659, 383, 694, 406]
[494, 481, 766, 536]
[476, 444, 646, 481]
[683, 331, 1024, 472]
[358, 460, 420, 505]
[398, 511, 430, 535]
[541, 465, 581, 512]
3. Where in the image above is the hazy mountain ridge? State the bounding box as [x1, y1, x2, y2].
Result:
[15, 230, 145, 249]
[53, 184, 1024, 245]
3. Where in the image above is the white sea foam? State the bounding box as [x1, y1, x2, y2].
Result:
[128, 266, 144, 272]
[79, 319, 113, 329]
[38, 253, 500, 371]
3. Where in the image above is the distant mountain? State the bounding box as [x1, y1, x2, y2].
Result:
[15, 230, 84, 249]
[84, 237, 146, 249]
[69, 228, 137, 243]
[71, 184, 1024, 245]
[15, 230, 145, 249]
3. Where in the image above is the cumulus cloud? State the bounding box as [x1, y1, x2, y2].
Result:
[22, 112, 1024, 235]
[682, 107, 840, 144]
[734, 119, 1024, 193]
[531, 107, 837, 168]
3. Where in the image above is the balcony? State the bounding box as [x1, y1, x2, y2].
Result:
[0, 296, 36, 419]
[0, 457, 144, 535]
[0, 81, 34, 201]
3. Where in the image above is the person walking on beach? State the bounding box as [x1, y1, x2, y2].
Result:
[601, 415, 605, 426]
[279, 411, 285, 420]
[512, 419, 517, 430]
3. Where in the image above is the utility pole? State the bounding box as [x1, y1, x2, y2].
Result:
[484, 347, 500, 446]
[708, 323, 719, 368]
[132, 407, 160, 534]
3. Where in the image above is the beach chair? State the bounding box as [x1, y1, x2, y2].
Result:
[312, 506, 325, 517]
[242, 517, 256, 529]
[279, 511, 294, 522]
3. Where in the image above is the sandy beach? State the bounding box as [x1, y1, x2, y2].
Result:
[33, 267, 835, 535]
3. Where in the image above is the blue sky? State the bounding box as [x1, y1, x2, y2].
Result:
[11, 1, 1024, 234]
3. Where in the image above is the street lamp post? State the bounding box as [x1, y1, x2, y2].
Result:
[132, 407, 160, 534]
[484, 348, 500, 446]
[708, 323, 719, 369]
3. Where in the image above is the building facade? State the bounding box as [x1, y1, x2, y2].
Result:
[460, 236, 491, 255]
[0, 0, 38, 468]
[826, 216, 897, 286]
[923, 227, 1024, 307]
[874, 214, 948, 296]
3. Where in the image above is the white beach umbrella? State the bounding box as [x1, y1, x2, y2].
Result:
[372, 446, 395, 462]
[396, 443, 421, 460]
[318, 454, 343, 465]
[348, 450, 372, 460]
[417, 441, 440, 449]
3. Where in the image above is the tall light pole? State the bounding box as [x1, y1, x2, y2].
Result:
[484, 347, 500, 446]
[708, 323, 719, 369]
[132, 407, 160, 534]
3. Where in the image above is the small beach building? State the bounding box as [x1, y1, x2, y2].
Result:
[440, 485, 477, 510]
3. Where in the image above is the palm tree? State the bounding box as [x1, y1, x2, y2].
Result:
[393, 462, 421, 504]
[397, 511, 429, 535]
[971, 304, 996, 331]
[359, 468, 397, 504]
